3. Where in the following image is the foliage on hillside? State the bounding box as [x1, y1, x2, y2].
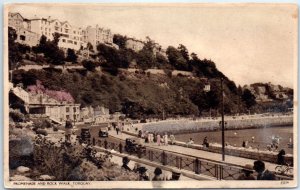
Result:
[12, 67, 249, 118]
[9, 28, 292, 118]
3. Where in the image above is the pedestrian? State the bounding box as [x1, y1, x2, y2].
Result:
[203, 136, 209, 148]
[242, 141, 246, 148]
[153, 132, 157, 143]
[157, 134, 161, 146]
[116, 125, 120, 135]
[251, 136, 255, 143]
[170, 134, 175, 145]
[138, 130, 142, 138]
[237, 164, 256, 180]
[187, 138, 194, 147]
[148, 133, 153, 143]
[277, 149, 286, 165]
[152, 167, 164, 181]
[163, 133, 168, 146]
[253, 160, 276, 180]
[121, 156, 131, 171]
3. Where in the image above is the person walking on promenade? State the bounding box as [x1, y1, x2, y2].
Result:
[251, 136, 255, 143]
[187, 138, 194, 147]
[253, 160, 276, 180]
[163, 133, 168, 146]
[203, 136, 209, 148]
[148, 133, 153, 143]
[157, 134, 161, 146]
[237, 164, 255, 180]
[170, 134, 175, 145]
[116, 125, 120, 135]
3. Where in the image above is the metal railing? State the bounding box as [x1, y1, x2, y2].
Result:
[96, 137, 293, 181]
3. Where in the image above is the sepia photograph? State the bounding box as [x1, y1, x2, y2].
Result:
[3, 3, 298, 188]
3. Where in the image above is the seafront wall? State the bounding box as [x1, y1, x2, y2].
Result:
[142, 115, 293, 134]
[122, 130, 293, 165]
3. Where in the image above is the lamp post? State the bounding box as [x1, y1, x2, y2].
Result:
[220, 78, 225, 161]
[204, 78, 225, 161]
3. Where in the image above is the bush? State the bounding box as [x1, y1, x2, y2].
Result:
[9, 109, 25, 122]
[33, 119, 52, 129]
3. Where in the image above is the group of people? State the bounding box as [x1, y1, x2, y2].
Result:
[121, 156, 181, 181]
[238, 160, 277, 180]
[139, 131, 176, 146]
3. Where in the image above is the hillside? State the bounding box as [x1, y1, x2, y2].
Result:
[9, 28, 293, 118]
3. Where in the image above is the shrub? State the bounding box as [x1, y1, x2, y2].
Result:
[33, 119, 52, 129]
[33, 136, 140, 181]
[9, 109, 25, 122]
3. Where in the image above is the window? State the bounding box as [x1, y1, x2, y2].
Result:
[62, 39, 66, 42]
[73, 107, 76, 112]
[74, 41, 77, 45]
[55, 26, 59, 31]
[66, 115, 69, 120]
[65, 29, 69, 33]
[66, 107, 69, 112]
[67, 40, 73, 44]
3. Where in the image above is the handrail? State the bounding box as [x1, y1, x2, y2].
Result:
[109, 135, 244, 169]
[105, 135, 293, 180]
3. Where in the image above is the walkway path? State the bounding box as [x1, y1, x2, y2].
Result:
[109, 130, 279, 172]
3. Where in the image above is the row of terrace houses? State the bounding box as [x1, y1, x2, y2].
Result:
[9, 12, 167, 60]
[8, 12, 115, 51]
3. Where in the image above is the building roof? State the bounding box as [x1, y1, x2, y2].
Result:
[9, 12, 24, 20]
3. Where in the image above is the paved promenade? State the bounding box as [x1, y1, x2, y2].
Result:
[109, 130, 279, 172]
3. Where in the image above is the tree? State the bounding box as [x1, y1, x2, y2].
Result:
[113, 34, 127, 49]
[87, 42, 94, 52]
[178, 44, 189, 62]
[82, 60, 97, 71]
[66, 48, 78, 63]
[33, 34, 65, 65]
[166, 46, 188, 71]
[8, 27, 22, 70]
[242, 89, 256, 109]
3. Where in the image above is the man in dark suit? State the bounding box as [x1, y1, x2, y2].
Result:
[253, 160, 276, 180]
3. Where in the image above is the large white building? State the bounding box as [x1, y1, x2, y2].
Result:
[83, 25, 116, 51]
[27, 15, 86, 50]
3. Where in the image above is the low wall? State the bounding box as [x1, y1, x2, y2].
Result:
[174, 141, 293, 164]
[142, 116, 293, 134]
[122, 130, 293, 165]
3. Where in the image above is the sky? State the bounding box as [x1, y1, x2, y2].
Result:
[7, 3, 297, 88]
